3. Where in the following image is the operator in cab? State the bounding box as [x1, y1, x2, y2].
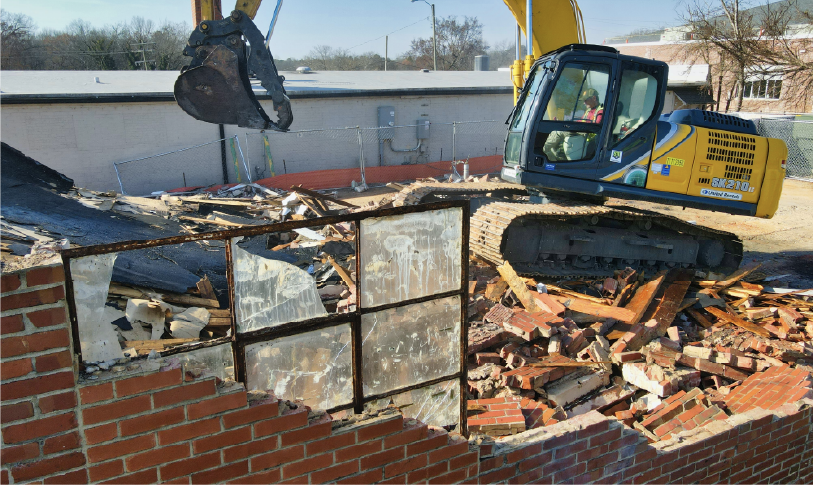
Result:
[579, 88, 604, 124]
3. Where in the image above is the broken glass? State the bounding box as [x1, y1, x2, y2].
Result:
[362, 296, 461, 397]
[245, 324, 353, 410]
[359, 208, 462, 307]
[70, 253, 126, 363]
[364, 379, 460, 429]
[231, 237, 328, 333]
[168, 343, 235, 382]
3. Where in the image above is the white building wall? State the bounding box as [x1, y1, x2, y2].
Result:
[1, 93, 511, 194]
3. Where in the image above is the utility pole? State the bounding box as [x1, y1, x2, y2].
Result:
[385, 35, 388, 71]
[131, 41, 156, 70]
[412, 0, 437, 71]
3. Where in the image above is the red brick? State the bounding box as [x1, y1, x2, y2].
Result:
[226, 468, 280, 484]
[282, 454, 333, 479]
[357, 416, 404, 442]
[191, 460, 248, 484]
[1, 443, 40, 465]
[27, 307, 67, 329]
[281, 419, 332, 447]
[254, 408, 308, 437]
[187, 391, 246, 420]
[80, 382, 114, 405]
[43, 431, 81, 455]
[115, 368, 183, 397]
[479, 466, 515, 484]
[87, 434, 155, 464]
[120, 407, 185, 437]
[38, 391, 77, 414]
[44, 468, 89, 484]
[152, 379, 216, 409]
[2, 329, 70, 360]
[222, 399, 279, 429]
[26, 266, 65, 286]
[1, 273, 22, 292]
[407, 461, 449, 482]
[0, 401, 33, 424]
[126, 443, 189, 472]
[100, 468, 158, 484]
[85, 423, 118, 445]
[383, 421, 429, 449]
[83, 395, 151, 425]
[361, 447, 405, 471]
[160, 452, 221, 481]
[406, 431, 448, 456]
[157, 417, 220, 445]
[384, 454, 428, 478]
[306, 431, 356, 456]
[1, 285, 65, 312]
[1, 370, 75, 400]
[336, 468, 382, 485]
[223, 435, 278, 463]
[2, 411, 77, 444]
[428, 439, 468, 464]
[311, 461, 360, 484]
[430, 468, 470, 485]
[10, 451, 85, 481]
[337, 439, 383, 463]
[0, 357, 32, 380]
[450, 451, 478, 471]
[88, 461, 124, 483]
[194, 426, 251, 454]
[251, 446, 304, 472]
[0, 314, 24, 335]
[1, 469, 9, 485]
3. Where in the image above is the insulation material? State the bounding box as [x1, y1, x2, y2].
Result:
[364, 378, 460, 429]
[245, 324, 353, 410]
[70, 253, 125, 363]
[169, 307, 210, 339]
[231, 238, 327, 332]
[360, 208, 462, 307]
[362, 296, 461, 396]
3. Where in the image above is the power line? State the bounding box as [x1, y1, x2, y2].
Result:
[345, 16, 431, 52]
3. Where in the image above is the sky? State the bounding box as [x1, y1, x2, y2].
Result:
[2, 0, 689, 60]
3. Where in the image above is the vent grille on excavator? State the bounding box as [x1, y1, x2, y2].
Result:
[705, 132, 757, 172]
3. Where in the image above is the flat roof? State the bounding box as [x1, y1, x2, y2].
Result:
[0, 70, 514, 104]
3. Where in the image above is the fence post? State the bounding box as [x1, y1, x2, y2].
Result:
[357, 126, 367, 187]
[452, 121, 457, 162]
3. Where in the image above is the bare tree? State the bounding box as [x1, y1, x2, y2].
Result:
[1, 10, 37, 69]
[407, 16, 488, 71]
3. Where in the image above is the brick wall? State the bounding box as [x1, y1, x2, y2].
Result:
[2, 262, 812, 484]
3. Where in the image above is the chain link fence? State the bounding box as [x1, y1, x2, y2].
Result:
[755, 118, 813, 181]
[114, 136, 251, 195]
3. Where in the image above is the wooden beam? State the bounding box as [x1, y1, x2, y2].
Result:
[706, 306, 772, 338]
[290, 185, 359, 208]
[623, 272, 667, 325]
[496, 261, 541, 313]
[327, 256, 355, 288]
[550, 294, 637, 323]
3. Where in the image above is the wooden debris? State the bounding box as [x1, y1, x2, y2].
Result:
[706, 306, 772, 338]
[623, 272, 667, 325]
[290, 185, 359, 208]
[124, 338, 199, 354]
[485, 278, 509, 301]
[551, 294, 637, 323]
[496, 262, 541, 313]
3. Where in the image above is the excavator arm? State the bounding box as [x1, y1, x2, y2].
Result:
[175, 0, 293, 131]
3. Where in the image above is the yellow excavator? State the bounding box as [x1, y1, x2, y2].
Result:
[175, 0, 788, 277]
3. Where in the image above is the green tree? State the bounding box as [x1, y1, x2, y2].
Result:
[407, 16, 488, 71]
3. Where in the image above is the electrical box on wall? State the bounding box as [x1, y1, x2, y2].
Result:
[377, 106, 395, 140]
[416, 119, 430, 139]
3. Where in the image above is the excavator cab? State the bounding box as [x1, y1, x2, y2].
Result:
[175, 6, 292, 131]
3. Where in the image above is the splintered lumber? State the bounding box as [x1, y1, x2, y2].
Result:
[108, 284, 220, 309]
[485, 278, 509, 301]
[551, 294, 636, 323]
[327, 256, 355, 287]
[178, 215, 247, 227]
[613, 282, 637, 307]
[290, 185, 359, 208]
[196, 276, 218, 302]
[678, 298, 700, 312]
[497, 262, 541, 312]
[706, 306, 771, 337]
[697, 263, 762, 289]
[124, 339, 199, 354]
[527, 361, 612, 367]
[545, 284, 609, 305]
[296, 194, 345, 236]
[623, 272, 667, 325]
[642, 269, 694, 336]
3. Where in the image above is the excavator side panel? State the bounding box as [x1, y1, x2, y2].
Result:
[644, 122, 698, 195]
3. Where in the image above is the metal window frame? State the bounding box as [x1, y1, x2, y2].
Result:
[60, 200, 470, 434]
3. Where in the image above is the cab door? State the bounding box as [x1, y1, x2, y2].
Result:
[595, 60, 666, 187]
[525, 58, 615, 179]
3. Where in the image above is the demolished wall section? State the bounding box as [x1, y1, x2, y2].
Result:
[1, 263, 812, 484]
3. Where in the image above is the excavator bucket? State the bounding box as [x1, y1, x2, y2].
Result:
[174, 10, 292, 131]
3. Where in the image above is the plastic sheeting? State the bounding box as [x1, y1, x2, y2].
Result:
[70, 253, 125, 363]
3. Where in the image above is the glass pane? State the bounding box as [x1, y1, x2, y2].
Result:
[743, 82, 753, 99]
[362, 296, 461, 397]
[231, 237, 328, 333]
[771, 80, 782, 99]
[537, 130, 599, 161]
[245, 324, 353, 410]
[364, 379, 460, 430]
[610, 68, 659, 147]
[71, 253, 126, 363]
[163, 343, 235, 383]
[510, 65, 545, 130]
[359, 208, 462, 308]
[758, 80, 767, 98]
[542, 62, 610, 123]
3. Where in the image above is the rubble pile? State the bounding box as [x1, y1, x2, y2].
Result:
[464, 257, 813, 442]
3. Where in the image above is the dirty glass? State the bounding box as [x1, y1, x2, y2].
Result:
[361, 296, 461, 396]
[245, 324, 353, 410]
[364, 379, 460, 429]
[70, 253, 126, 363]
[231, 235, 331, 333]
[359, 208, 462, 308]
[163, 343, 235, 382]
[610, 64, 660, 147]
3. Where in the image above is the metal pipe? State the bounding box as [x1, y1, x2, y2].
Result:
[264, 0, 285, 49]
[526, 0, 533, 57]
[516, 24, 522, 61]
[388, 139, 421, 153]
[385, 35, 388, 71]
[219, 124, 229, 184]
[431, 3, 437, 71]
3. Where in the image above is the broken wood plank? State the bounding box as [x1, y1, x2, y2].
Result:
[527, 361, 613, 367]
[623, 272, 667, 325]
[123, 338, 199, 354]
[196, 276, 218, 302]
[327, 256, 355, 287]
[497, 262, 541, 312]
[551, 294, 637, 323]
[108, 283, 220, 309]
[178, 215, 247, 227]
[712, 263, 762, 290]
[484, 278, 509, 301]
[686, 308, 714, 328]
[290, 185, 359, 208]
[642, 269, 694, 337]
[678, 297, 700, 312]
[706, 306, 772, 338]
[546, 284, 610, 305]
[613, 282, 637, 307]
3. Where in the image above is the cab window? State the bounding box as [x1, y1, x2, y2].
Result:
[609, 64, 660, 146]
[535, 62, 610, 162]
